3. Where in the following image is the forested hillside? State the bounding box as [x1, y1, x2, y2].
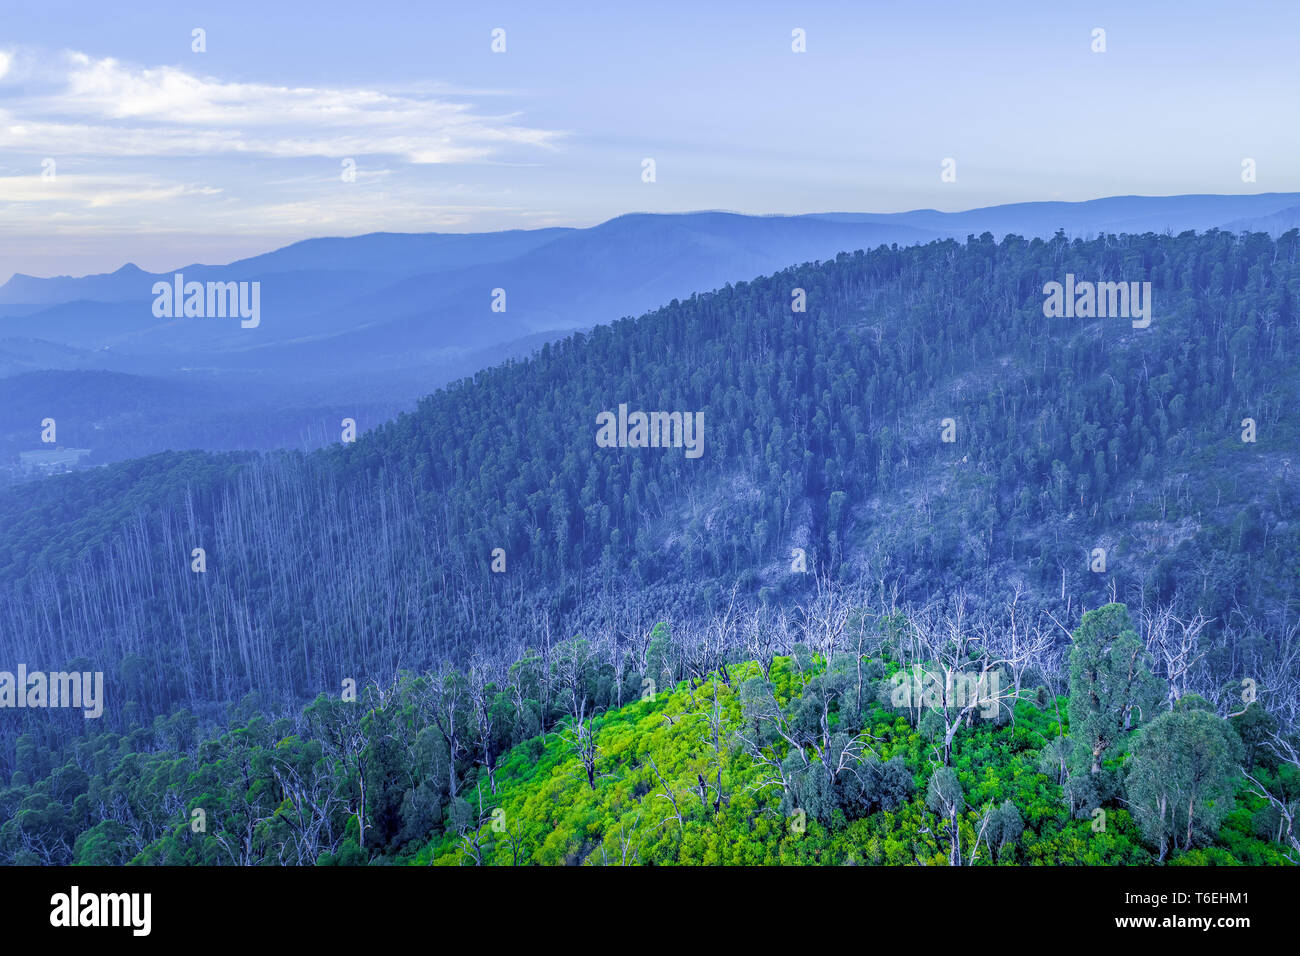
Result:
[1, 228, 1298, 865]
[4, 604, 1295, 866]
[0, 371, 413, 482]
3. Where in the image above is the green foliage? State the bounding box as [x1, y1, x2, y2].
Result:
[7, 635, 1288, 867]
[1067, 604, 1160, 775]
[1126, 707, 1245, 860]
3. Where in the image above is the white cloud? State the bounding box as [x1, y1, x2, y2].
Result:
[0, 50, 566, 274]
[0, 52, 562, 163]
[0, 174, 220, 207]
[0, 167, 520, 237]
[0, 51, 12, 80]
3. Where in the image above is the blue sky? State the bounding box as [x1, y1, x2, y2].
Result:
[1, 0, 1297, 278]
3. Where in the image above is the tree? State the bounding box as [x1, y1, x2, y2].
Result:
[1139, 603, 1210, 710]
[1125, 701, 1243, 861]
[305, 695, 372, 853]
[559, 697, 598, 790]
[925, 767, 965, 865]
[734, 669, 877, 824]
[983, 799, 1023, 861]
[1067, 603, 1160, 774]
[989, 585, 1054, 707]
[1243, 731, 1300, 862]
[552, 637, 599, 722]
[466, 660, 506, 794]
[424, 668, 468, 801]
[892, 595, 1032, 766]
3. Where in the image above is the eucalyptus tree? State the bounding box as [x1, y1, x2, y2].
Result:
[1067, 603, 1161, 774]
[1125, 700, 1243, 860]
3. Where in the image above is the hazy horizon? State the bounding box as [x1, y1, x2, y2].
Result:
[4, 0, 1298, 277]
[5, 189, 1300, 285]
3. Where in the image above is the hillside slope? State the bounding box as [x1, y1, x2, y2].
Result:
[5, 196, 1299, 473]
[0, 227, 1297, 754]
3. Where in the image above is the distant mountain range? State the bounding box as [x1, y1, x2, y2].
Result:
[4, 193, 1299, 376]
[2, 192, 1298, 469]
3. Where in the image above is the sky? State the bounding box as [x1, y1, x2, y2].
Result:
[1, 0, 1298, 279]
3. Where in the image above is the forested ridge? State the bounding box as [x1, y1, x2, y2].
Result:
[5, 602, 1297, 866]
[1, 228, 1298, 864]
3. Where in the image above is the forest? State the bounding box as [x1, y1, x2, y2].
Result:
[2, 598, 1295, 866]
[0, 228, 1297, 864]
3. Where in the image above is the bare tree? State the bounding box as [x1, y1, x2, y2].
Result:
[425, 666, 467, 801]
[270, 749, 347, 864]
[1141, 603, 1211, 709]
[799, 572, 855, 664]
[454, 783, 494, 866]
[893, 595, 1036, 766]
[733, 671, 877, 804]
[1243, 732, 1300, 863]
[741, 606, 780, 681]
[466, 658, 503, 794]
[615, 811, 642, 865]
[695, 681, 729, 815]
[990, 585, 1054, 705]
[553, 637, 597, 723]
[645, 752, 683, 831]
[559, 698, 600, 790]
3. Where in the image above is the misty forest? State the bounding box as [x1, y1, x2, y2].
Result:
[1, 226, 1299, 866]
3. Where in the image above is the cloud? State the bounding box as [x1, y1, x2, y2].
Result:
[0, 165, 525, 240]
[0, 173, 221, 207]
[0, 49, 566, 274]
[0, 51, 12, 80]
[0, 51, 563, 163]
